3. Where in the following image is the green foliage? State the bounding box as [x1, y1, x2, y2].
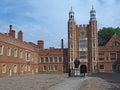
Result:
[98, 27, 120, 46]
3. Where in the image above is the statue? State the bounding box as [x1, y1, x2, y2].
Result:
[74, 58, 80, 68]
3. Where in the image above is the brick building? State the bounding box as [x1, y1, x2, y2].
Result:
[0, 7, 120, 77]
[0, 25, 39, 77]
[68, 7, 98, 73]
[98, 34, 120, 72]
[68, 7, 120, 73]
[38, 40, 68, 73]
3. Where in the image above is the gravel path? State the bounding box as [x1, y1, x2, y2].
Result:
[46, 77, 91, 90]
[0, 73, 120, 90]
[0, 74, 66, 90]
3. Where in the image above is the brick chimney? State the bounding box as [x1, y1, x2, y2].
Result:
[18, 30, 23, 41]
[61, 39, 64, 49]
[11, 30, 15, 38]
[38, 40, 44, 49]
[9, 25, 15, 38]
[9, 25, 12, 36]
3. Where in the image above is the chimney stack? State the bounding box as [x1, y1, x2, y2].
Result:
[18, 30, 23, 41]
[9, 25, 15, 38]
[11, 30, 15, 38]
[61, 39, 64, 49]
[38, 40, 44, 49]
[9, 25, 12, 36]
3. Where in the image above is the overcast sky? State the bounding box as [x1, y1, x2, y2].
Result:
[0, 0, 120, 48]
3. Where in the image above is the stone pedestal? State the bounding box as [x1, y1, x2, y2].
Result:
[74, 68, 80, 77]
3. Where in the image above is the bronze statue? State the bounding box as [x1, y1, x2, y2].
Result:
[74, 58, 80, 68]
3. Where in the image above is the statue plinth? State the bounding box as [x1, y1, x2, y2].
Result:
[74, 68, 80, 76]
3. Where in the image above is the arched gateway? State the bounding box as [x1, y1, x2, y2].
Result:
[80, 65, 87, 73]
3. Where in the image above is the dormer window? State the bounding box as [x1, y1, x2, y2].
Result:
[113, 41, 120, 47]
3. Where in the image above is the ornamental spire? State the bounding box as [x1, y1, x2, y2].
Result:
[90, 5, 96, 21]
[68, 7, 75, 22]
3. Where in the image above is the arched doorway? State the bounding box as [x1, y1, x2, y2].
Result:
[80, 65, 87, 73]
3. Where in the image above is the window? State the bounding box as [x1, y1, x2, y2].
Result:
[112, 65, 116, 71]
[14, 65, 17, 73]
[113, 41, 120, 47]
[43, 66, 47, 71]
[41, 57, 44, 63]
[26, 51, 31, 61]
[7, 47, 11, 56]
[45, 57, 48, 62]
[50, 57, 53, 63]
[14, 48, 17, 57]
[99, 53, 104, 60]
[80, 40, 87, 48]
[59, 57, 62, 62]
[2, 64, 6, 73]
[110, 53, 116, 60]
[0, 45, 4, 55]
[21, 65, 24, 72]
[54, 57, 57, 63]
[54, 65, 57, 71]
[48, 66, 51, 71]
[79, 51, 87, 59]
[99, 65, 104, 69]
[19, 50, 22, 58]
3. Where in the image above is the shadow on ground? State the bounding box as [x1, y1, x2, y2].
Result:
[88, 72, 120, 90]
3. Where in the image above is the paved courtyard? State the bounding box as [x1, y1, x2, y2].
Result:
[0, 73, 120, 90]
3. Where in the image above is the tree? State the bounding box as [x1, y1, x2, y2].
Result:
[98, 27, 120, 46]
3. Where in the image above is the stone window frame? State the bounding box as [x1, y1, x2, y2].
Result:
[99, 53, 105, 60]
[54, 65, 58, 71]
[79, 51, 88, 59]
[20, 64, 24, 72]
[2, 64, 6, 73]
[7, 47, 11, 56]
[99, 64, 104, 69]
[45, 57, 48, 63]
[43, 66, 47, 71]
[19, 50, 23, 59]
[0, 45, 4, 55]
[14, 48, 17, 57]
[40, 57, 44, 63]
[14, 64, 17, 73]
[79, 39, 88, 48]
[112, 64, 116, 71]
[54, 57, 58, 63]
[50, 57, 53, 63]
[59, 57, 63, 63]
[110, 52, 117, 61]
[25, 50, 31, 61]
[113, 41, 120, 47]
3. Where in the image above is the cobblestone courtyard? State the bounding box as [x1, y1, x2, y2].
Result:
[0, 73, 120, 90]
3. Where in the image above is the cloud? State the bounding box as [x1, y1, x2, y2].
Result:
[0, 0, 120, 48]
